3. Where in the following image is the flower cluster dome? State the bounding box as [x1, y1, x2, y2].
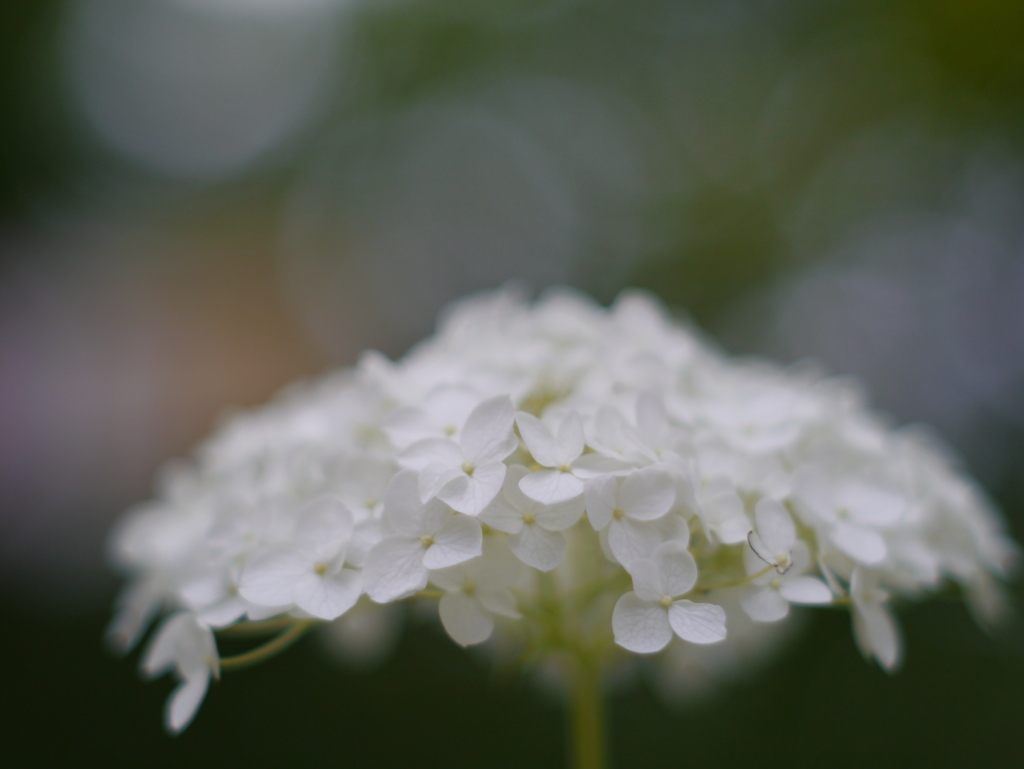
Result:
[108, 287, 1018, 732]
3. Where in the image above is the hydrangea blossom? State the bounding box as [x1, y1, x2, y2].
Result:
[107, 286, 1018, 739]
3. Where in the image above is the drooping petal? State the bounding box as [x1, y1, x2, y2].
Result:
[293, 568, 363, 620]
[423, 514, 483, 570]
[509, 524, 566, 571]
[853, 601, 902, 672]
[143, 612, 202, 678]
[740, 586, 790, 622]
[520, 468, 584, 504]
[363, 537, 427, 602]
[779, 576, 832, 605]
[166, 674, 209, 734]
[438, 592, 494, 646]
[651, 540, 699, 597]
[437, 461, 507, 516]
[612, 592, 672, 653]
[667, 600, 727, 644]
[619, 468, 675, 521]
[461, 395, 518, 465]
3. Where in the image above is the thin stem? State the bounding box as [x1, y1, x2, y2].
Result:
[215, 616, 297, 637]
[567, 657, 608, 769]
[218, 620, 315, 674]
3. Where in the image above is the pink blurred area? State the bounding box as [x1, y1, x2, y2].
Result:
[0, 213, 337, 609]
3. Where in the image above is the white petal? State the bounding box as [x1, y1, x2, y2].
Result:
[555, 411, 586, 463]
[516, 412, 561, 468]
[381, 405, 435, 449]
[479, 587, 520, 618]
[143, 612, 217, 684]
[536, 496, 585, 532]
[779, 576, 832, 605]
[699, 490, 751, 545]
[423, 515, 483, 569]
[239, 550, 311, 607]
[612, 592, 672, 653]
[293, 568, 363, 620]
[382, 471, 430, 538]
[668, 600, 727, 644]
[635, 391, 669, 444]
[107, 579, 162, 653]
[853, 601, 902, 671]
[166, 674, 209, 734]
[419, 465, 464, 503]
[839, 481, 906, 527]
[197, 596, 247, 628]
[461, 395, 518, 464]
[608, 517, 663, 565]
[420, 495, 456, 534]
[583, 475, 617, 530]
[397, 438, 463, 474]
[293, 496, 354, 561]
[740, 586, 790, 622]
[437, 462, 506, 516]
[347, 519, 386, 569]
[438, 592, 494, 646]
[754, 498, 795, 556]
[619, 468, 675, 521]
[831, 522, 887, 564]
[363, 537, 427, 602]
[478, 496, 526, 534]
[651, 540, 698, 597]
[509, 525, 566, 571]
[427, 563, 465, 592]
[626, 557, 663, 602]
[519, 468, 584, 504]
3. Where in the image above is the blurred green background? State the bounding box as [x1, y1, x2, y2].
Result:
[2, 1, 1023, 766]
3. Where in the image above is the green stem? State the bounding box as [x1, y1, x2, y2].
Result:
[568, 657, 608, 769]
[218, 620, 315, 674]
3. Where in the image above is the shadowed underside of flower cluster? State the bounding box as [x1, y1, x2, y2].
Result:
[107, 287, 1018, 733]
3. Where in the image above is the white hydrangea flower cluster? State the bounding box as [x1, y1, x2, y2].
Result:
[108, 287, 1018, 733]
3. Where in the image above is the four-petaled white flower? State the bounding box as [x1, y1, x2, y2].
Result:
[516, 410, 618, 504]
[585, 466, 677, 564]
[398, 395, 519, 515]
[740, 540, 833, 622]
[363, 471, 483, 602]
[479, 465, 585, 571]
[613, 541, 727, 653]
[239, 496, 363, 620]
[431, 538, 522, 646]
[794, 471, 908, 565]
